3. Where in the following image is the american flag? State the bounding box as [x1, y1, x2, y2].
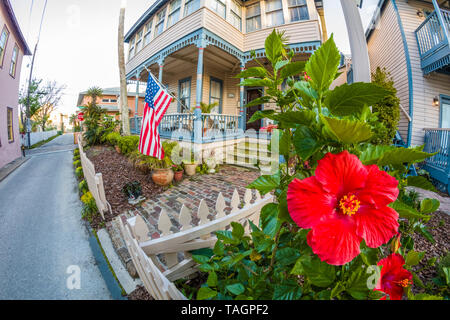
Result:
[138, 73, 173, 160]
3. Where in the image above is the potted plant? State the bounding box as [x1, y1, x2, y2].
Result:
[182, 150, 198, 176]
[122, 181, 145, 205]
[172, 164, 184, 182]
[139, 141, 178, 186]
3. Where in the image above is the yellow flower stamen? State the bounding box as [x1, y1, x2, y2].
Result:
[339, 194, 361, 216]
[395, 279, 411, 288]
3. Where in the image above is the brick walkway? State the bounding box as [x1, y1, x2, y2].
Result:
[106, 165, 260, 276]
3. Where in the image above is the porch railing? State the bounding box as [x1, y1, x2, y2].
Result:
[415, 8, 450, 74]
[423, 128, 450, 193]
[130, 113, 243, 142]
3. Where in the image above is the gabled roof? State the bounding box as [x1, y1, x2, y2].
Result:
[1, 0, 31, 55]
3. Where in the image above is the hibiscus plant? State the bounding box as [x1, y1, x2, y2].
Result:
[193, 30, 444, 301]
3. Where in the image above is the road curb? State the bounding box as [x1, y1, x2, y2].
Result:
[0, 157, 29, 183]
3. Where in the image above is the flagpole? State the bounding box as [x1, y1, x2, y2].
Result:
[142, 65, 193, 114]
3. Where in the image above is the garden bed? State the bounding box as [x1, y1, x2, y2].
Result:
[85, 145, 165, 220]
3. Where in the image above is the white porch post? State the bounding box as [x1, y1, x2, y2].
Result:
[340, 0, 371, 83]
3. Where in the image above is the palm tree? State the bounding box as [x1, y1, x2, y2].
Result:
[82, 87, 106, 145]
[191, 102, 219, 129]
[118, 2, 130, 136]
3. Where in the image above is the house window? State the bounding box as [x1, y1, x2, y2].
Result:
[184, 0, 200, 17]
[208, 0, 226, 19]
[210, 78, 223, 114]
[441, 96, 450, 128]
[265, 0, 284, 27]
[128, 36, 135, 60]
[168, 0, 182, 27]
[135, 29, 144, 53]
[7, 107, 14, 142]
[155, 8, 167, 36]
[178, 77, 191, 113]
[9, 45, 18, 77]
[229, 1, 242, 31]
[144, 21, 152, 46]
[246, 3, 261, 32]
[0, 26, 9, 67]
[288, 0, 309, 22]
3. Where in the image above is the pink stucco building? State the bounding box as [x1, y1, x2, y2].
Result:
[0, 0, 31, 169]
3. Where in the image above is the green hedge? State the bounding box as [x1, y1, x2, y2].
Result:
[105, 132, 122, 146]
[117, 135, 140, 155]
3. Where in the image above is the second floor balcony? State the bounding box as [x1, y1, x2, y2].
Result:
[415, 4, 450, 74]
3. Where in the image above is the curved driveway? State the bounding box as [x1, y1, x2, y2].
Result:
[0, 134, 112, 299]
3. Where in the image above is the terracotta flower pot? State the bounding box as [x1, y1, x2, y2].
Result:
[184, 163, 198, 176]
[174, 170, 183, 182]
[152, 168, 174, 186]
[115, 145, 121, 154]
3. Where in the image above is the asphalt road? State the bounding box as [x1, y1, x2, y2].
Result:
[0, 134, 112, 300]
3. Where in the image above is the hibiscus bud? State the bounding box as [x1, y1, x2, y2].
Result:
[391, 233, 401, 253]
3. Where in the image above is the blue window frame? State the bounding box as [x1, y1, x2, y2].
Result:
[440, 94, 450, 128]
[209, 77, 223, 114]
[178, 77, 191, 113]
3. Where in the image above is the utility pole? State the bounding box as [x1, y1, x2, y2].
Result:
[25, 0, 48, 148]
[340, 0, 371, 83]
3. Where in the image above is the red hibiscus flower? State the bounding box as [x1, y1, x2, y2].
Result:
[375, 253, 413, 300]
[287, 151, 399, 265]
[261, 124, 278, 133]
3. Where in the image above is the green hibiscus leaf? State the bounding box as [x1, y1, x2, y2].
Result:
[302, 255, 336, 287]
[216, 230, 239, 245]
[321, 116, 373, 144]
[276, 248, 301, 266]
[280, 61, 306, 79]
[245, 97, 272, 112]
[389, 201, 431, 222]
[240, 78, 273, 88]
[273, 281, 302, 300]
[207, 272, 218, 287]
[197, 287, 218, 300]
[247, 171, 281, 195]
[231, 222, 245, 240]
[405, 250, 425, 266]
[275, 60, 289, 71]
[345, 268, 370, 300]
[293, 125, 322, 160]
[226, 283, 245, 296]
[236, 67, 267, 79]
[192, 255, 210, 264]
[265, 29, 283, 65]
[305, 35, 341, 94]
[376, 148, 437, 167]
[325, 82, 390, 116]
[359, 144, 394, 165]
[420, 198, 440, 214]
[406, 176, 438, 193]
[213, 240, 225, 256]
[274, 109, 317, 127]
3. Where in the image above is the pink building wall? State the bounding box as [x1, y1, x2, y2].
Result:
[0, 0, 29, 168]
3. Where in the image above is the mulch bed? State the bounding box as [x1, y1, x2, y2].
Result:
[411, 210, 449, 290]
[86, 145, 165, 222]
[127, 285, 154, 300]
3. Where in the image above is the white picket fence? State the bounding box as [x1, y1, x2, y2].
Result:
[21, 130, 58, 147]
[77, 134, 110, 220]
[119, 188, 273, 300]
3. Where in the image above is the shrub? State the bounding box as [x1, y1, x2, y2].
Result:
[75, 166, 84, 180]
[138, 141, 178, 170]
[79, 180, 89, 194]
[81, 192, 98, 222]
[73, 154, 80, 161]
[74, 149, 80, 156]
[73, 160, 81, 168]
[105, 132, 121, 146]
[117, 135, 140, 155]
[370, 67, 401, 145]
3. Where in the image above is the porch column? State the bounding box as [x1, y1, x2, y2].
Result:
[134, 71, 140, 133]
[239, 63, 245, 131]
[194, 46, 205, 144]
[340, 0, 371, 83]
[158, 61, 164, 83]
[433, 0, 449, 42]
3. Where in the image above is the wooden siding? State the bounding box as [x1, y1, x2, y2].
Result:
[367, 1, 410, 143]
[396, 0, 450, 146]
[203, 8, 244, 51]
[244, 20, 321, 51]
[126, 9, 204, 75]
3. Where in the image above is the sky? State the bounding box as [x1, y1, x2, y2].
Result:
[10, 0, 380, 117]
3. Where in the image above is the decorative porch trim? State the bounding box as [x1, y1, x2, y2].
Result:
[126, 27, 322, 80]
